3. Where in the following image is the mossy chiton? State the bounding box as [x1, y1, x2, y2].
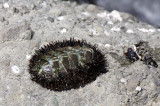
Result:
[29, 38, 107, 91]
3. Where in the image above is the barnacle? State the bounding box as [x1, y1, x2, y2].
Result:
[135, 41, 158, 68]
[29, 38, 107, 91]
[124, 48, 139, 63]
[124, 41, 158, 68]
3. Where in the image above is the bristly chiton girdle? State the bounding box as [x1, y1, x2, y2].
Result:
[29, 38, 107, 91]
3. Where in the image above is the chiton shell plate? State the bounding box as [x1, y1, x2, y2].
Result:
[29, 38, 107, 91]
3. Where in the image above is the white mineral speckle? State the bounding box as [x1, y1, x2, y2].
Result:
[61, 28, 67, 33]
[149, 29, 156, 32]
[97, 43, 103, 46]
[82, 12, 89, 16]
[107, 10, 123, 22]
[127, 29, 134, 34]
[104, 30, 110, 36]
[138, 28, 149, 32]
[89, 29, 100, 36]
[41, 1, 47, 7]
[132, 45, 137, 51]
[6, 86, 10, 90]
[97, 12, 107, 18]
[11, 65, 20, 74]
[104, 44, 111, 48]
[107, 21, 114, 25]
[0, 98, 3, 102]
[136, 86, 142, 91]
[137, 28, 155, 33]
[57, 16, 64, 21]
[3, 2, 9, 8]
[26, 54, 31, 60]
[17, 19, 23, 23]
[120, 78, 127, 84]
[48, 59, 53, 65]
[111, 27, 121, 32]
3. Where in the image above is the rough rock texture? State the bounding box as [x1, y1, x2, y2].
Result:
[0, 0, 160, 106]
[70, 0, 160, 27]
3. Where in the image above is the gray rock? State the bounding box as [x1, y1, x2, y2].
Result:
[0, 0, 160, 106]
[0, 4, 3, 9]
[20, 6, 30, 14]
[0, 21, 33, 43]
[86, 4, 97, 12]
[3, 21, 9, 25]
[0, 16, 4, 22]
[47, 17, 54, 22]
[19, 29, 34, 41]
[127, 75, 140, 91]
[30, 4, 36, 10]
[12, 7, 19, 13]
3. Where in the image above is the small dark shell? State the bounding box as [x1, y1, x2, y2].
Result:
[125, 48, 139, 62]
[29, 38, 107, 91]
[143, 54, 158, 68]
[135, 41, 158, 68]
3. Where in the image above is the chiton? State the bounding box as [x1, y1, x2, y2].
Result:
[29, 38, 107, 91]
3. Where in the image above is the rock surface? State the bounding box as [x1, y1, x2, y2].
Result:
[71, 0, 160, 27]
[0, 0, 160, 106]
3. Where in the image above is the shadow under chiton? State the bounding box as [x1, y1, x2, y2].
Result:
[29, 38, 107, 91]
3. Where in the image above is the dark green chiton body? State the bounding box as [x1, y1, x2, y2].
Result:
[29, 38, 107, 91]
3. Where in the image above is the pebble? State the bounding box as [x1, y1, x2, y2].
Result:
[60, 28, 67, 33]
[30, 4, 36, 10]
[21, 6, 30, 14]
[111, 27, 121, 32]
[89, 29, 100, 36]
[17, 19, 23, 23]
[107, 10, 123, 22]
[81, 12, 90, 16]
[57, 16, 64, 21]
[120, 78, 127, 83]
[13, 7, 19, 13]
[138, 28, 155, 33]
[154, 79, 160, 86]
[97, 12, 107, 18]
[104, 30, 110, 36]
[6, 86, 10, 90]
[136, 86, 142, 91]
[26, 54, 32, 60]
[138, 28, 149, 32]
[127, 75, 140, 91]
[47, 17, 54, 22]
[0, 98, 3, 102]
[11, 65, 20, 74]
[41, 1, 47, 7]
[126, 29, 134, 34]
[3, 3, 9, 8]
[97, 43, 103, 46]
[107, 21, 114, 25]
[104, 44, 111, 48]
[148, 29, 156, 32]
[86, 4, 96, 12]
[0, 17, 4, 22]
[3, 21, 9, 25]
[19, 29, 33, 40]
[0, 4, 3, 9]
